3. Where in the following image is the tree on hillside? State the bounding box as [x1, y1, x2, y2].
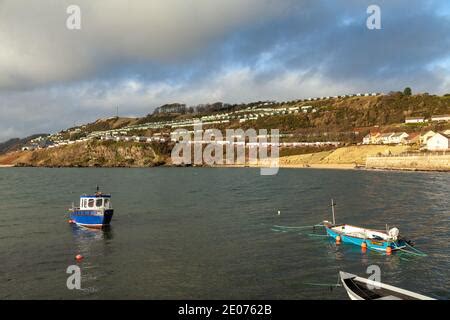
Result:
[403, 87, 412, 96]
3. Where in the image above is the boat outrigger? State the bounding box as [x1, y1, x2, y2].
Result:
[323, 200, 407, 253]
[340, 271, 435, 300]
[69, 186, 114, 229]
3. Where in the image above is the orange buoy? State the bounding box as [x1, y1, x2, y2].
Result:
[386, 247, 392, 255]
[361, 247, 367, 253]
[75, 254, 83, 261]
[335, 235, 341, 244]
[361, 242, 367, 248]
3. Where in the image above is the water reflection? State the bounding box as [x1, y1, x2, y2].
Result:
[71, 224, 114, 243]
[70, 224, 114, 263]
[69, 225, 114, 297]
[328, 239, 405, 267]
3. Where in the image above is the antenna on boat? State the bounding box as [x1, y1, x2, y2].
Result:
[331, 199, 336, 225]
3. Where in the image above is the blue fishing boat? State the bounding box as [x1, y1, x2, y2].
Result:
[323, 200, 406, 253]
[69, 187, 114, 229]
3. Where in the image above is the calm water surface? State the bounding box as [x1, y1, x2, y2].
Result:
[0, 168, 449, 299]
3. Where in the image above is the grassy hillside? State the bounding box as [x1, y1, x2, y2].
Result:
[240, 93, 450, 132]
[60, 117, 139, 140]
[55, 92, 450, 142]
[1, 92, 449, 167]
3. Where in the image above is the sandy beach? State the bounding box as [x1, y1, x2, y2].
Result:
[276, 163, 358, 170]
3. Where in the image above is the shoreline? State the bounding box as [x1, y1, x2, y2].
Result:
[1, 144, 448, 172]
[3, 163, 447, 173]
[274, 163, 358, 170]
[220, 163, 449, 172]
[219, 163, 358, 170]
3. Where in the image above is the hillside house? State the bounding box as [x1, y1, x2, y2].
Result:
[420, 130, 436, 145]
[301, 106, 312, 113]
[431, 115, 450, 122]
[362, 134, 371, 144]
[362, 132, 381, 144]
[405, 117, 425, 124]
[379, 133, 394, 144]
[426, 132, 450, 151]
[389, 132, 409, 144]
[22, 144, 38, 151]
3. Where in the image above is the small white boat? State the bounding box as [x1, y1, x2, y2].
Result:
[339, 271, 435, 300]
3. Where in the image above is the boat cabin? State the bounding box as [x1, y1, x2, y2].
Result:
[79, 194, 112, 210]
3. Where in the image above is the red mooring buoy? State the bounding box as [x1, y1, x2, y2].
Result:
[75, 254, 83, 261]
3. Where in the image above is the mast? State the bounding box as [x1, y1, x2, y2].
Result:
[331, 199, 336, 225]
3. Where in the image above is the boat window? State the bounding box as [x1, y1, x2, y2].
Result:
[96, 198, 103, 207]
[88, 199, 94, 208]
[104, 198, 110, 208]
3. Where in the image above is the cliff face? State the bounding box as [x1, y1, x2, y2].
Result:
[0, 141, 169, 167]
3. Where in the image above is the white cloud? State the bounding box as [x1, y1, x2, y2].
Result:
[1, 60, 449, 141]
[0, 66, 357, 141]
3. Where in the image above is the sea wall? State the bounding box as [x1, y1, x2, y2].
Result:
[366, 154, 450, 171]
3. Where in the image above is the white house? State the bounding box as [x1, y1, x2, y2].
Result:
[431, 115, 450, 122]
[301, 106, 312, 113]
[363, 132, 381, 144]
[362, 134, 372, 145]
[420, 130, 436, 145]
[405, 117, 425, 124]
[389, 132, 409, 144]
[426, 132, 450, 151]
[22, 145, 37, 151]
[378, 133, 394, 144]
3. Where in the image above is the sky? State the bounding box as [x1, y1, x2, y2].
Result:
[1, 0, 450, 141]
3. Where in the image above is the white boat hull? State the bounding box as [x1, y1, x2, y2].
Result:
[339, 271, 435, 300]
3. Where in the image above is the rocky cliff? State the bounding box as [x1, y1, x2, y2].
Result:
[0, 141, 170, 167]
